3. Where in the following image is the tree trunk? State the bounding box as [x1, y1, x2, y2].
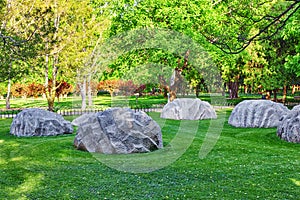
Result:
[195, 84, 200, 98]
[47, 97, 55, 112]
[283, 85, 287, 103]
[162, 86, 169, 99]
[273, 89, 277, 102]
[292, 85, 296, 94]
[166, 50, 190, 101]
[169, 69, 182, 101]
[6, 77, 11, 109]
[266, 90, 271, 100]
[5, 62, 12, 109]
[79, 79, 87, 110]
[44, 47, 51, 111]
[87, 75, 93, 107]
[47, 86, 56, 112]
[44, 53, 58, 112]
[244, 85, 248, 94]
[228, 81, 239, 99]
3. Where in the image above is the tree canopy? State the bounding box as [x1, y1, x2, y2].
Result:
[0, 0, 299, 108]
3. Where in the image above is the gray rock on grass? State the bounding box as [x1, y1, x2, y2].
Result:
[160, 98, 217, 120]
[292, 105, 300, 112]
[277, 110, 300, 143]
[74, 107, 163, 154]
[10, 108, 73, 137]
[72, 113, 97, 126]
[228, 100, 289, 128]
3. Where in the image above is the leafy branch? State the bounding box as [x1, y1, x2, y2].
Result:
[208, 1, 300, 54]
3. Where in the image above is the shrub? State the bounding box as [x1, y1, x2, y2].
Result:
[27, 83, 44, 98]
[97, 80, 120, 96]
[11, 83, 29, 98]
[134, 84, 146, 95]
[56, 80, 73, 99]
[118, 80, 139, 96]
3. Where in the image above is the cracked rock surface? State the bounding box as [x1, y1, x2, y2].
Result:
[160, 98, 217, 120]
[228, 100, 289, 128]
[10, 108, 73, 137]
[74, 108, 163, 154]
[277, 109, 300, 143]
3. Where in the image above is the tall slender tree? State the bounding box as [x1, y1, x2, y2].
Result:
[0, 0, 47, 108]
[33, 0, 107, 111]
[61, 0, 111, 110]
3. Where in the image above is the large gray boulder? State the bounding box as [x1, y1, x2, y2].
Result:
[292, 105, 300, 112]
[277, 110, 300, 143]
[228, 100, 289, 128]
[10, 108, 73, 137]
[160, 98, 217, 120]
[74, 108, 163, 154]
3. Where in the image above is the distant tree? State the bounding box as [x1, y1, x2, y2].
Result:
[264, 10, 300, 102]
[37, 0, 81, 111]
[24, 0, 108, 111]
[63, 0, 110, 110]
[105, 1, 229, 99]
[106, 0, 299, 102]
[282, 11, 300, 78]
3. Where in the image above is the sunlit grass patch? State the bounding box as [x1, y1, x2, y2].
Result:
[0, 110, 299, 199]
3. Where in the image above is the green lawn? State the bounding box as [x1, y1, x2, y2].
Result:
[1, 110, 299, 199]
[1, 93, 298, 112]
[0, 95, 168, 110]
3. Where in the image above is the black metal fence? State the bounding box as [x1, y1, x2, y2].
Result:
[2, 101, 296, 119]
[57, 108, 104, 116]
[0, 105, 165, 119]
[0, 109, 23, 119]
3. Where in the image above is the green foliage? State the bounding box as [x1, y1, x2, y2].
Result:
[0, 0, 299, 103]
[251, 8, 300, 92]
[102, 48, 178, 83]
[282, 11, 300, 77]
[0, 0, 50, 83]
[106, 0, 218, 93]
[0, 82, 7, 96]
[200, 0, 299, 53]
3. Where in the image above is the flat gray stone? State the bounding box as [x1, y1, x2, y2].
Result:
[160, 98, 217, 120]
[277, 110, 300, 143]
[74, 107, 163, 154]
[72, 113, 97, 126]
[228, 100, 289, 128]
[10, 108, 73, 137]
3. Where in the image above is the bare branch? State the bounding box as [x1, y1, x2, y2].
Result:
[0, 31, 26, 46]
